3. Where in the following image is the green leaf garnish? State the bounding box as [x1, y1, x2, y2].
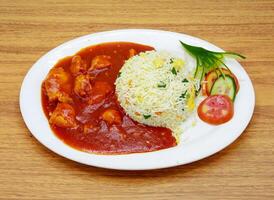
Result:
[143, 114, 151, 119]
[182, 78, 189, 83]
[171, 67, 177, 75]
[180, 41, 245, 89]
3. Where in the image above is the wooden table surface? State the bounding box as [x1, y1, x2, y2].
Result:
[1, 0, 274, 199]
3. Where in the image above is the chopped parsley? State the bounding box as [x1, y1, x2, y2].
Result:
[117, 72, 121, 77]
[182, 78, 189, 83]
[179, 90, 187, 99]
[157, 81, 166, 88]
[171, 67, 177, 75]
[143, 114, 151, 119]
[169, 58, 174, 64]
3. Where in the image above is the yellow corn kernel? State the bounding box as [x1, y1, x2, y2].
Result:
[128, 80, 132, 87]
[172, 59, 185, 71]
[136, 95, 144, 103]
[153, 58, 164, 68]
[187, 87, 196, 111]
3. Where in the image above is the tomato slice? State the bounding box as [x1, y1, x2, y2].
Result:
[203, 69, 239, 96]
[198, 95, 234, 125]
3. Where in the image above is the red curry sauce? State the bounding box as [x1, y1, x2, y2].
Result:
[42, 42, 176, 154]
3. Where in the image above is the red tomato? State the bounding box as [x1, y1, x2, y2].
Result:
[198, 95, 234, 125]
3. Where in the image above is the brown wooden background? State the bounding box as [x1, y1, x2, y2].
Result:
[0, 0, 274, 199]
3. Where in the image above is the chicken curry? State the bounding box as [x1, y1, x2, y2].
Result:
[42, 42, 176, 154]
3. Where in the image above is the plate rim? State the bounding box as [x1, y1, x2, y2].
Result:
[20, 29, 255, 170]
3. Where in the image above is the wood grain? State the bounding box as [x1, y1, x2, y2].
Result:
[0, 0, 274, 199]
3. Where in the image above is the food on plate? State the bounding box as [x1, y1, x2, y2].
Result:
[88, 81, 113, 104]
[115, 51, 197, 137]
[43, 67, 73, 103]
[73, 74, 93, 98]
[180, 41, 244, 90]
[41, 40, 244, 154]
[101, 109, 122, 125]
[49, 103, 77, 128]
[89, 55, 112, 71]
[42, 42, 176, 154]
[197, 95, 234, 125]
[180, 41, 244, 125]
[70, 55, 87, 76]
[202, 69, 239, 96]
[210, 74, 236, 101]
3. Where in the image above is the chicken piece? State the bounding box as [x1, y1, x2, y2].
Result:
[128, 48, 137, 58]
[102, 109, 122, 125]
[44, 67, 72, 103]
[73, 74, 93, 98]
[70, 55, 87, 76]
[89, 81, 113, 104]
[49, 103, 77, 128]
[83, 124, 99, 134]
[89, 55, 111, 71]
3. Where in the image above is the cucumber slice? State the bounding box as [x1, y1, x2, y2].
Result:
[210, 75, 236, 101]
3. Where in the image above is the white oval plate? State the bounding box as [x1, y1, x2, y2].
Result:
[20, 29, 255, 170]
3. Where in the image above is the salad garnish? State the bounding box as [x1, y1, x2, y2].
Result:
[180, 41, 245, 89]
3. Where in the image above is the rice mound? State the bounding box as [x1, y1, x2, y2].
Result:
[115, 50, 197, 137]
